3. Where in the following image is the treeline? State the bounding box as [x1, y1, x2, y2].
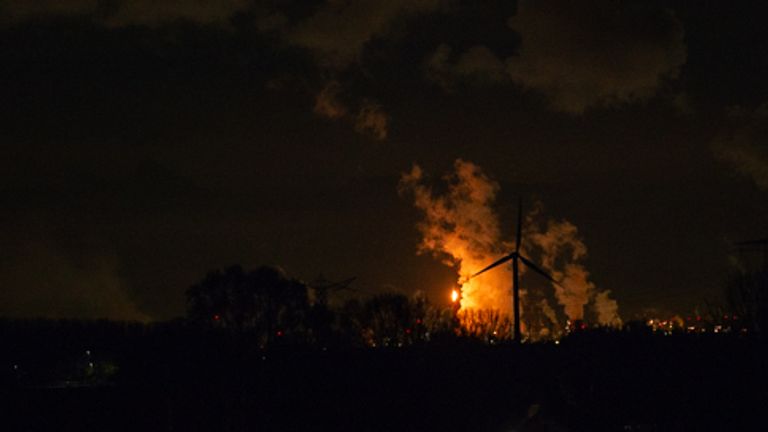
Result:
[184, 265, 580, 347]
[3, 262, 768, 385]
[186, 265, 460, 348]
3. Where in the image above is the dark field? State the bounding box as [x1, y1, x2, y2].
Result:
[2, 321, 767, 431]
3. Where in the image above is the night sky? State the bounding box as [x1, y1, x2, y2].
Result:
[2, 0, 768, 322]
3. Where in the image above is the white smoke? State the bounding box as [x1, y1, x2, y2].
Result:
[399, 160, 513, 315]
[527, 208, 621, 326]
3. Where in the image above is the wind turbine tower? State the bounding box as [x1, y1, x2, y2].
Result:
[471, 199, 559, 343]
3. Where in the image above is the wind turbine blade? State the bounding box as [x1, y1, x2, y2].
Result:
[472, 253, 516, 279]
[515, 197, 523, 253]
[518, 255, 562, 286]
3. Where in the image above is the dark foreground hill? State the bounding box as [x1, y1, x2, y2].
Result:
[1, 321, 766, 431]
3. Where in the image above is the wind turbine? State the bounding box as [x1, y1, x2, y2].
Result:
[470, 198, 559, 343]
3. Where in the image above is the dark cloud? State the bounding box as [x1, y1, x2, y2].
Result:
[1, 0, 251, 27]
[713, 105, 768, 190]
[425, 44, 506, 90]
[312, 82, 388, 140]
[355, 101, 388, 141]
[1, 0, 98, 23]
[103, 0, 251, 27]
[281, 0, 444, 138]
[314, 81, 348, 119]
[1, 1, 766, 322]
[284, 0, 443, 68]
[509, 0, 686, 113]
[426, 0, 687, 114]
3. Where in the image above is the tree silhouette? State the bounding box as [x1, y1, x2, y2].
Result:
[724, 269, 768, 334]
[186, 265, 310, 344]
[360, 293, 412, 346]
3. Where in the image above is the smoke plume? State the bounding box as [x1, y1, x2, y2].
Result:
[528, 212, 620, 325]
[399, 160, 512, 315]
[528, 218, 591, 320]
[594, 290, 621, 326]
[0, 244, 149, 321]
[401, 160, 621, 333]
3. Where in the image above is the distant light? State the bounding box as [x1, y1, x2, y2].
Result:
[85, 350, 91, 356]
[554, 340, 560, 345]
[276, 330, 283, 337]
[13, 364, 18, 370]
[451, 289, 459, 303]
[405, 328, 412, 334]
[213, 314, 221, 321]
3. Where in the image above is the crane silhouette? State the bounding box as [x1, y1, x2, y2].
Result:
[310, 276, 357, 307]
